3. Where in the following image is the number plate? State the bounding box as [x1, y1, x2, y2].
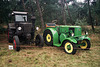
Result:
[8, 45, 13, 50]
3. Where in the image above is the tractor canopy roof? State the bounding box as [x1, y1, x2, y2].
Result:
[11, 11, 28, 22]
[12, 11, 28, 15]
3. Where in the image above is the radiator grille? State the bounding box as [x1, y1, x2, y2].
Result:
[20, 23, 32, 33]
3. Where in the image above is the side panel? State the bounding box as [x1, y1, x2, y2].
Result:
[8, 23, 16, 29]
[60, 33, 66, 42]
[59, 26, 69, 34]
[75, 27, 82, 36]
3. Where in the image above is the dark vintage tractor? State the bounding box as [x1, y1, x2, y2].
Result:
[43, 23, 91, 54]
[8, 11, 44, 51]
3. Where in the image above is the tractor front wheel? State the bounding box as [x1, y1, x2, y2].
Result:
[64, 41, 77, 54]
[80, 40, 91, 50]
[13, 36, 20, 51]
[35, 34, 44, 47]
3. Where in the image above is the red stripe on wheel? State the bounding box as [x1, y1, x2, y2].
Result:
[14, 39, 16, 49]
[8, 30, 9, 39]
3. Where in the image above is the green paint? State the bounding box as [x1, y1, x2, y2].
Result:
[67, 45, 71, 50]
[44, 28, 59, 46]
[61, 38, 77, 44]
[60, 33, 66, 42]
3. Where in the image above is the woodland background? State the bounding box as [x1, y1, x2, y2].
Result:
[0, 0, 100, 32]
[0, 0, 100, 67]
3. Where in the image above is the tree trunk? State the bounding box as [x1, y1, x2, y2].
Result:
[88, 0, 95, 32]
[61, 0, 66, 25]
[65, 2, 73, 24]
[29, 0, 34, 15]
[22, 0, 26, 11]
[36, 0, 44, 30]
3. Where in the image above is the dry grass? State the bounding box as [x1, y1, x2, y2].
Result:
[0, 44, 100, 67]
[0, 26, 100, 67]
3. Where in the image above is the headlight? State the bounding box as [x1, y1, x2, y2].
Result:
[18, 27, 22, 30]
[71, 33, 74, 36]
[11, 12, 14, 15]
[36, 27, 39, 31]
[85, 31, 88, 35]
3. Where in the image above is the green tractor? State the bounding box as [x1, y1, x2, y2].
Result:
[43, 23, 91, 54]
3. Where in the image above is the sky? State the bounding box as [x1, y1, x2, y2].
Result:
[68, 0, 93, 5]
[77, 0, 93, 2]
[77, 0, 85, 2]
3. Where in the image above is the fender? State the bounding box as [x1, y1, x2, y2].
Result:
[61, 38, 77, 44]
[44, 28, 59, 46]
[83, 36, 91, 40]
[78, 35, 91, 41]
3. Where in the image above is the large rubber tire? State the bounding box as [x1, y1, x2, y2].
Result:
[80, 40, 91, 50]
[43, 29, 53, 46]
[8, 29, 14, 43]
[63, 41, 77, 55]
[35, 34, 44, 47]
[13, 36, 20, 51]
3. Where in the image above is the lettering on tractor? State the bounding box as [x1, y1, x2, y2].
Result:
[43, 23, 91, 54]
[7, 11, 44, 51]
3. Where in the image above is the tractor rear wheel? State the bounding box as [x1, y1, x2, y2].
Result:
[80, 40, 91, 50]
[35, 34, 44, 47]
[13, 36, 20, 51]
[64, 41, 77, 54]
[43, 29, 53, 46]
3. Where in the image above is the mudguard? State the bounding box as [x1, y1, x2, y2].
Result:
[44, 28, 59, 46]
[78, 35, 91, 41]
[83, 36, 91, 40]
[61, 38, 77, 44]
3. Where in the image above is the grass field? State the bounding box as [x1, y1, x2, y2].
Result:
[0, 27, 100, 67]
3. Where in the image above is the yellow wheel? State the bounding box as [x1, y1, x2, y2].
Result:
[80, 40, 91, 50]
[43, 29, 53, 46]
[64, 41, 77, 54]
[46, 34, 51, 42]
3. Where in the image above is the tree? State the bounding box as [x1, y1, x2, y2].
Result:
[22, 0, 26, 11]
[61, 0, 66, 25]
[0, 0, 100, 28]
[92, 0, 100, 25]
[36, 0, 44, 30]
[0, 0, 12, 24]
[65, 1, 72, 24]
[88, 0, 95, 32]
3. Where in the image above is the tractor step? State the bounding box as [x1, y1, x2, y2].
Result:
[53, 43, 61, 47]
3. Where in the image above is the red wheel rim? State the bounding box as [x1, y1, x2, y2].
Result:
[14, 39, 16, 49]
[8, 30, 9, 39]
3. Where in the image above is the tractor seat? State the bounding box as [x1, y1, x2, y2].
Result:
[46, 23, 56, 27]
